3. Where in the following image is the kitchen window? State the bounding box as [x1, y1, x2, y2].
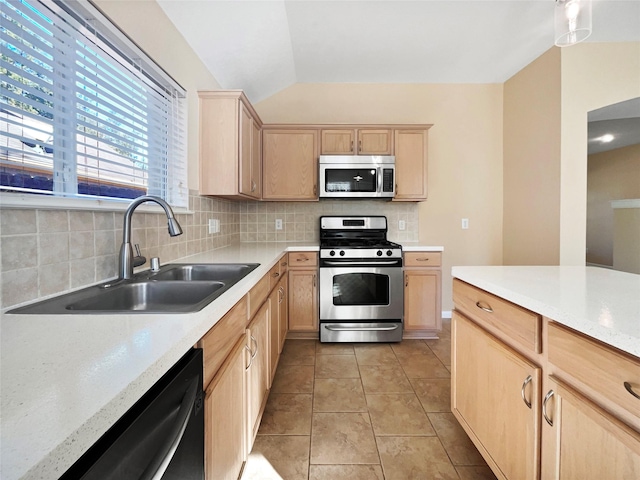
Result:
[0, 0, 187, 207]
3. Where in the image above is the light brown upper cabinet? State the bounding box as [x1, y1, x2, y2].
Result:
[394, 128, 430, 201]
[320, 128, 393, 155]
[199, 90, 262, 200]
[262, 128, 319, 201]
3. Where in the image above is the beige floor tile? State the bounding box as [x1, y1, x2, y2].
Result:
[366, 393, 436, 436]
[242, 435, 310, 480]
[310, 412, 379, 465]
[309, 464, 384, 480]
[270, 365, 315, 393]
[280, 341, 316, 366]
[410, 378, 452, 412]
[315, 354, 360, 378]
[391, 340, 431, 359]
[425, 339, 452, 367]
[314, 378, 367, 412]
[376, 436, 459, 480]
[359, 364, 413, 394]
[354, 344, 399, 365]
[316, 343, 355, 355]
[397, 351, 450, 378]
[456, 465, 498, 480]
[428, 412, 487, 466]
[259, 393, 313, 435]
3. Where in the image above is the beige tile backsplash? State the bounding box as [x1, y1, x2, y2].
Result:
[1, 195, 417, 309]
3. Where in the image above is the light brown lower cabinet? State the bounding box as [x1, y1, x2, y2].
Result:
[541, 377, 640, 479]
[452, 312, 541, 480]
[278, 274, 288, 352]
[403, 251, 442, 338]
[288, 268, 318, 332]
[204, 336, 246, 480]
[246, 300, 270, 449]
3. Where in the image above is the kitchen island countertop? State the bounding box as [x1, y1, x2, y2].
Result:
[452, 266, 640, 358]
[0, 242, 316, 480]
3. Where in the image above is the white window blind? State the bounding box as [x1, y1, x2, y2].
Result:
[0, 0, 187, 207]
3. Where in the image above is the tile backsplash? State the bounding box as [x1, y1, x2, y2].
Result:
[240, 200, 418, 243]
[1, 195, 417, 309]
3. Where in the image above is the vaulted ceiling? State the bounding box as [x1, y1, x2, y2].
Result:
[158, 0, 640, 103]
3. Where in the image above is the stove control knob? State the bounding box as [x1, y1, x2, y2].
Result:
[377, 250, 383, 256]
[386, 250, 393, 256]
[339, 250, 346, 256]
[329, 250, 336, 256]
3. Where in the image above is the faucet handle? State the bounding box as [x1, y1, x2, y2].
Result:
[134, 244, 142, 257]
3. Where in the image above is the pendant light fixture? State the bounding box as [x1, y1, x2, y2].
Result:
[555, 0, 592, 47]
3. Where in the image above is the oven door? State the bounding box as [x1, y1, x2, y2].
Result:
[319, 266, 403, 321]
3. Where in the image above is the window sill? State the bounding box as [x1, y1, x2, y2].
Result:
[0, 192, 192, 214]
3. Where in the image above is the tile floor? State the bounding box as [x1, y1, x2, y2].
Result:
[241, 320, 498, 480]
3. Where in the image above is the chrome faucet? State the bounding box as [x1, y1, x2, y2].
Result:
[119, 195, 183, 279]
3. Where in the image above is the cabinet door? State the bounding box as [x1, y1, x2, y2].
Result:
[251, 116, 261, 198]
[452, 312, 541, 480]
[404, 269, 441, 331]
[394, 129, 428, 201]
[262, 129, 319, 200]
[278, 275, 289, 352]
[246, 300, 270, 447]
[268, 286, 280, 386]
[321, 129, 355, 154]
[239, 104, 253, 197]
[541, 378, 640, 479]
[288, 269, 318, 331]
[358, 129, 393, 155]
[204, 336, 246, 480]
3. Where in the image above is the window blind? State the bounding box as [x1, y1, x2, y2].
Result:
[0, 0, 187, 207]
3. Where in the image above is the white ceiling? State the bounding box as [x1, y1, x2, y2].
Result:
[157, 0, 640, 103]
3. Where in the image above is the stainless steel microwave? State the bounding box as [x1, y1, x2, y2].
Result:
[318, 155, 395, 198]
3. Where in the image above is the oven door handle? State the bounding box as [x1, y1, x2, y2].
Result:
[322, 260, 400, 266]
[324, 325, 400, 332]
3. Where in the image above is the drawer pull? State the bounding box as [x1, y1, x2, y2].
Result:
[281, 261, 288, 267]
[521, 375, 532, 409]
[296, 257, 309, 262]
[272, 272, 280, 278]
[475, 301, 493, 313]
[624, 381, 640, 400]
[543, 390, 555, 426]
[416, 257, 430, 261]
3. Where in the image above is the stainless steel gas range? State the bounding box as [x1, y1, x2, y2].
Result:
[319, 216, 403, 343]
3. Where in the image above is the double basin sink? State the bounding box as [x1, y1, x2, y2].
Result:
[9, 263, 260, 314]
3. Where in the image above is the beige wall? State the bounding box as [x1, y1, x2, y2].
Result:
[503, 48, 562, 265]
[559, 42, 640, 264]
[586, 144, 640, 266]
[94, 0, 222, 190]
[256, 84, 505, 312]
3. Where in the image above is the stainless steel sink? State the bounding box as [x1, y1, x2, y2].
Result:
[65, 281, 225, 312]
[150, 263, 259, 282]
[8, 263, 260, 314]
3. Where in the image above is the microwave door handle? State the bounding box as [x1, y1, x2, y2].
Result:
[377, 166, 382, 193]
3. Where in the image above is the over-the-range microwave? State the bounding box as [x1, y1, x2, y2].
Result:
[318, 155, 395, 199]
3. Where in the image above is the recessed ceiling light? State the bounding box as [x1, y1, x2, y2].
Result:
[600, 134, 615, 143]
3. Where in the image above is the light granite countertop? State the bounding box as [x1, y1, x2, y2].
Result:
[0, 242, 316, 480]
[452, 266, 640, 358]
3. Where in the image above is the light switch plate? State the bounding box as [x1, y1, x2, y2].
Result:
[461, 218, 469, 230]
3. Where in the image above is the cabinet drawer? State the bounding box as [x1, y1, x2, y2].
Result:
[453, 279, 541, 353]
[404, 251, 442, 267]
[288, 251, 318, 268]
[249, 273, 270, 319]
[199, 297, 248, 387]
[548, 322, 640, 420]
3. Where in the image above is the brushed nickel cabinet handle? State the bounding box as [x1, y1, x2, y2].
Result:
[250, 335, 258, 360]
[475, 301, 493, 313]
[245, 344, 253, 371]
[624, 382, 640, 400]
[251, 180, 256, 192]
[543, 390, 555, 426]
[521, 375, 532, 409]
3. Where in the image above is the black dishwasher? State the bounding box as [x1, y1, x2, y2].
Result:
[61, 348, 204, 480]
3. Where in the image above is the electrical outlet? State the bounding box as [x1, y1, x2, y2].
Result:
[208, 218, 220, 234]
[398, 220, 406, 231]
[275, 219, 283, 230]
[461, 218, 469, 230]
